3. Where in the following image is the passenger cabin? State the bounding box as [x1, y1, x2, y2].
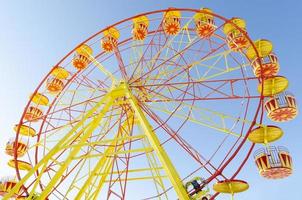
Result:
[246, 39, 279, 77]
[72, 44, 93, 70]
[14, 124, 36, 137]
[193, 8, 215, 38]
[46, 66, 70, 93]
[8, 159, 32, 171]
[254, 146, 293, 179]
[24, 106, 43, 122]
[258, 76, 288, 97]
[30, 93, 49, 106]
[223, 18, 248, 51]
[163, 10, 181, 35]
[0, 177, 20, 197]
[101, 27, 120, 52]
[51, 66, 70, 80]
[5, 138, 28, 157]
[132, 16, 149, 40]
[185, 177, 211, 200]
[46, 77, 64, 93]
[265, 91, 298, 122]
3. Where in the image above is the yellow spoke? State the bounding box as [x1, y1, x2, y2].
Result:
[147, 102, 261, 138]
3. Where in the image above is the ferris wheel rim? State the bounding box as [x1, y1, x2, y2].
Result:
[12, 7, 266, 199]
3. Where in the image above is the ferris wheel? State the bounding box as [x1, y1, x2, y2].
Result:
[0, 8, 298, 200]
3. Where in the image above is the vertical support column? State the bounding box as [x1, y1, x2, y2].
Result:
[38, 96, 114, 200]
[125, 86, 190, 200]
[74, 137, 118, 200]
[90, 158, 114, 200]
[75, 114, 134, 199]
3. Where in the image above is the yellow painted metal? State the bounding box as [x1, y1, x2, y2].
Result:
[149, 104, 241, 137]
[86, 112, 136, 199]
[90, 158, 114, 200]
[258, 76, 288, 96]
[7, 160, 32, 171]
[73, 102, 135, 199]
[164, 10, 181, 18]
[141, 132, 168, 198]
[27, 94, 114, 199]
[213, 180, 249, 194]
[63, 153, 92, 198]
[104, 176, 168, 182]
[248, 125, 283, 144]
[51, 66, 70, 79]
[223, 18, 246, 34]
[76, 44, 93, 56]
[74, 134, 120, 200]
[38, 96, 114, 200]
[140, 16, 195, 86]
[73, 147, 153, 160]
[111, 147, 153, 155]
[63, 113, 117, 198]
[194, 8, 213, 21]
[124, 83, 190, 200]
[3, 91, 113, 199]
[6, 83, 189, 200]
[86, 53, 117, 85]
[65, 135, 145, 149]
[133, 15, 149, 27]
[14, 124, 36, 137]
[30, 93, 49, 106]
[104, 27, 120, 39]
[246, 39, 273, 59]
[98, 167, 164, 175]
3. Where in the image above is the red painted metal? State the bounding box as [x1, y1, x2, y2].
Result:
[12, 8, 266, 199]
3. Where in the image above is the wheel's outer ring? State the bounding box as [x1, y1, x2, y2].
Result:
[13, 8, 265, 198]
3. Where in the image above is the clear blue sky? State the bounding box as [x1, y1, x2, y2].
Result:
[0, 0, 301, 199]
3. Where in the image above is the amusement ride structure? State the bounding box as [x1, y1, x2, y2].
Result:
[0, 7, 298, 200]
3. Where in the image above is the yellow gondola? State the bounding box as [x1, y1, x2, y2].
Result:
[76, 44, 93, 57]
[132, 15, 149, 40]
[258, 76, 288, 96]
[72, 54, 91, 70]
[16, 193, 43, 200]
[8, 160, 32, 171]
[46, 78, 64, 93]
[265, 91, 298, 122]
[101, 27, 120, 52]
[246, 39, 279, 77]
[30, 93, 49, 106]
[163, 10, 181, 35]
[213, 180, 249, 194]
[223, 18, 248, 51]
[13, 124, 36, 137]
[51, 66, 70, 79]
[0, 177, 20, 198]
[0, 181, 4, 196]
[248, 125, 283, 144]
[254, 146, 293, 179]
[5, 138, 28, 157]
[193, 8, 215, 38]
[72, 44, 93, 70]
[24, 106, 43, 122]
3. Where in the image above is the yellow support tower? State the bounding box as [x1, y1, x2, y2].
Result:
[123, 82, 190, 200]
[4, 82, 189, 200]
[75, 112, 135, 199]
[3, 91, 114, 199]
